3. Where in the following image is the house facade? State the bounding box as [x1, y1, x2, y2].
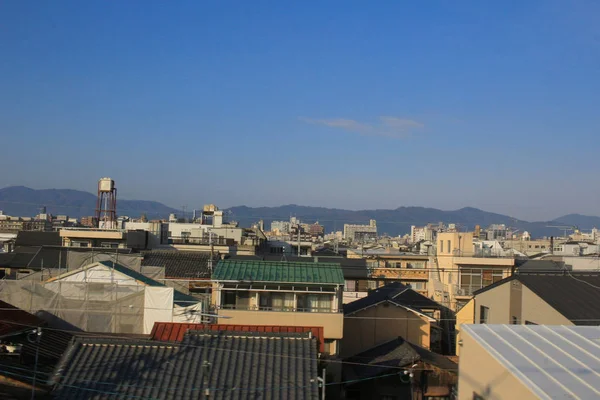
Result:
[211, 259, 345, 355]
[341, 282, 447, 358]
[455, 273, 600, 355]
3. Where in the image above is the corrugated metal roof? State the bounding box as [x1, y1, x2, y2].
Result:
[213, 259, 344, 284]
[150, 323, 325, 352]
[52, 331, 319, 400]
[462, 324, 600, 400]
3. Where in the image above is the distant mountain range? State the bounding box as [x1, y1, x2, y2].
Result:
[0, 186, 179, 220]
[1, 186, 599, 238]
[227, 205, 600, 238]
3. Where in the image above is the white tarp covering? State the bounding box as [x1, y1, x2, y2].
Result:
[143, 287, 174, 334]
[172, 302, 203, 324]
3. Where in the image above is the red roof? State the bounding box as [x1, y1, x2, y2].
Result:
[150, 322, 325, 352]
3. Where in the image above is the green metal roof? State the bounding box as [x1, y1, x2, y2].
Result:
[213, 259, 345, 285]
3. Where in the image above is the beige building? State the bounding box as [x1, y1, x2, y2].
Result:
[211, 259, 345, 355]
[458, 324, 600, 400]
[455, 273, 600, 355]
[343, 219, 377, 242]
[341, 282, 446, 358]
[501, 238, 556, 256]
[434, 232, 514, 310]
[347, 249, 430, 295]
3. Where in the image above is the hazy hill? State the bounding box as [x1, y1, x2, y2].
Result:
[227, 205, 600, 238]
[1, 186, 598, 237]
[0, 186, 178, 219]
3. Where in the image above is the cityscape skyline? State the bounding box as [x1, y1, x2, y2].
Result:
[1, 1, 599, 221]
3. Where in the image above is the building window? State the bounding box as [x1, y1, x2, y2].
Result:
[345, 280, 356, 291]
[297, 294, 332, 312]
[439, 241, 443, 253]
[447, 240, 451, 254]
[407, 261, 425, 269]
[222, 291, 236, 308]
[404, 281, 427, 291]
[259, 292, 294, 311]
[480, 306, 489, 324]
[460, 269, 504, 295]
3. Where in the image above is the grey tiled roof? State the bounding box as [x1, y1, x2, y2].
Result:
[343, 337, 458, 380]
[344, 282, 441, 315]
[51, 330, 319, 399]
[472, 273, 600, 325]
[142, 250, 217, 279]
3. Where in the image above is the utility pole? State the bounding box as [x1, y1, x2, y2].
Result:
[297, 223, 301, 257]
[208, 232, 214, 274]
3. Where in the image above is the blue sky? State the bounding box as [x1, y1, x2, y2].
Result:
[1, 1, 598, 221]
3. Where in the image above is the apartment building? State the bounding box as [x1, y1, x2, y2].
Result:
[343, 220, 377, 243]
[435, 232, 514, 311]
[211, 259, 345, 355]
[348, 248, 430, 295]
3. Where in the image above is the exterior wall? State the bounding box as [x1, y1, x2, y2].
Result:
[473, 282, 512, 324]
[458, 329, 538, 400]
[520, 286, 573, 326]
[466, 281, 572, 329]
[549, 255, 600, 270]
[168, 222, 203, 238]
[341, 303, 431, 358]
[502, 239, 553, 255]
[216, 309, 344, 339]
[455, 299, 475, 356]
[60, 230, 124, 240]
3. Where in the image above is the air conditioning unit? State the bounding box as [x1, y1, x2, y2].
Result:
[455, 288, 465, 296]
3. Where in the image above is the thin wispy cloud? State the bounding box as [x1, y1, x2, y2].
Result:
[299, 116, 424, 139]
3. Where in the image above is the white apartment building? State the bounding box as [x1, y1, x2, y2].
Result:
[343, 220, 377, 242]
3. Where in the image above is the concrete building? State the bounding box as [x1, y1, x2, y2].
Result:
[347, 248, 430, 296]
[211, 259, 345, 355]
[343, 220, 377, 243]
[59, 227, 150, 250]
[0, 214, 52, 233]
[124, 221, 169, 247]
[434, 232, 515, 311]
[458, 324, 600, 400]
[410, 223, 443, 243]
[270, 220, 290, 234]
[501, 238, 555, 256]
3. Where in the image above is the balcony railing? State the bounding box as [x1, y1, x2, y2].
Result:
[171, 236, 231, 246]
[452, 249, 514, 258]
[217, 304, 341, 313]
[369, 268, 428, 280]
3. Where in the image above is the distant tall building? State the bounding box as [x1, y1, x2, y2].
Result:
[302, 222, 324, 237]
[271, 220, 291, 234]
[343, 220, 377, 242]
